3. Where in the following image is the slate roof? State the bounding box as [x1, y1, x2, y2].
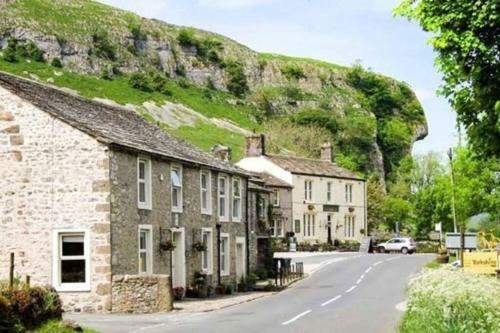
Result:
[0, 71, 248, 176]
[266, 154, 364, 181]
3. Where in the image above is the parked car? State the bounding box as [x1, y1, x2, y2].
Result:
[377, 237, 416, 254]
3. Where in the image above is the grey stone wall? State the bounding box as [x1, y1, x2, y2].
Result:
[111, 275, 172, 313]
[0, 87, 112, 313]
[248, 190, 270, 272]
[109, 148, 248, 290]
[272, 187, 293, 236]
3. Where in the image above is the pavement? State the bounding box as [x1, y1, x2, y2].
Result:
[66, 253, 433, 333]
[173, 292, 272, 313]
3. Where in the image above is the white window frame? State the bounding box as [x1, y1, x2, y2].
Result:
[327, 181, 332, 202]
[273, 189, 280, 207]
[52, 229, 91, 292]
[232, 177, 242, 222]
[201, 228, 213, 274]
[138, 225, 153, 274]
[220, 233, 230, 276]
[171, 164, 183, 213]
[345, 184, 353, 203]
[304, 180, 313, 201]
[200, 170, 212, 215]
[344, 215, 355, 238]
[218, 174, 229, 222]
[137, 156, 152, 210]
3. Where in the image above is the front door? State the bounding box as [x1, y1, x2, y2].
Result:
[172, 229, 186, 288]
[236, 238, 246, 280]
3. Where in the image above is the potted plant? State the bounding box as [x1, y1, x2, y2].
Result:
[160, 240, 175, 251]
[173, 286, 185, 301]
[192, 242, 207, 252]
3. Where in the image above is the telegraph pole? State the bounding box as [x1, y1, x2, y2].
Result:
[447, 148, 464, 266]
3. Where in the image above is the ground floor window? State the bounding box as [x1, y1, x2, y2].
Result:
[52, 230, 90, 292]
[138, 225, 153, 274]
[220, 234, 230, 276]
[201, 228, 213, 274]
[344, 215, 355, 238]
[303, 214, 315, 237]
[271, 219, 283, 237]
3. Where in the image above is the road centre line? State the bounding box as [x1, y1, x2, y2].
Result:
[321, 295, 342, 307]
[282, 310, 312, 325]
[373, 261, 383, 266]
[345, 286, 356, 293]
[356, 278, 362, 284]
[139, 323, 166, 331]
[365, 267, 372, 273]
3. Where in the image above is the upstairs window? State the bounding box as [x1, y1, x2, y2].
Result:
[232, 178, 242, 221]
[327, 182, 332, 202]
[218, 175, 229, 221]
[200, 171, 212, 214]
[304, 180, 313, 201]
[137, 157, 152, 209]
[345, 184, 353, 203]
[171, 165, 183, 212]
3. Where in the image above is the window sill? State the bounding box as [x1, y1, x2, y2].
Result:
[138, 204, 152, 210]
[201, 211, 212, 216]
[171, 208, 183, 213]
[219, 218, 229, 222]
[221, 272, 230, 277]
[54, 283, 91, 293]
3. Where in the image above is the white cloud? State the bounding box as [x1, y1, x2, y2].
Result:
[197, 0, 272, 9]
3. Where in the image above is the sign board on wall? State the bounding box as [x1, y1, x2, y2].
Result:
[463, 252, 498, 274]
[445, 233, 477, 249]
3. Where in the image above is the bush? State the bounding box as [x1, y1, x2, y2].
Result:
[51, 58, 63, 68]
[416, 241, 439, 253]
[16, 41, 44, 62]
[280, 64, 306, 80]
[177, 28, 197, 47]
[2, 47, 17, 62]
[0, 283, 62, 331]
[91, 30, 116, 61]
[224, 60, 248, 97]
[400, 268, 500, 333]
[129, 73, 153, 92]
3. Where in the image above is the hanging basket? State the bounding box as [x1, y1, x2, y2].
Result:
[160, 240, 176, 251]
[192, 242, 207, 252]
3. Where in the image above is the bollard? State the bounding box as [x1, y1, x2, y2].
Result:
[26, 275, 30, 287]
[9, 253, 14, 288]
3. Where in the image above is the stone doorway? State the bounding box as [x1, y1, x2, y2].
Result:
[171, 228, 186, 289]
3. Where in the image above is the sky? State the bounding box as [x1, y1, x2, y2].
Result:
[100, 0, 458, 155]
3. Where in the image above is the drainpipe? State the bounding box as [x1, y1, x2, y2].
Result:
[216, 223, 221, 286]
[245, 178, 250, 277]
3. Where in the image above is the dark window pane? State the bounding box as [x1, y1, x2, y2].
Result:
[61, 260, 85, 283]
[139, 161, 145, 179]
[62, 236, 84, 256]
[139, 183, 146, 202]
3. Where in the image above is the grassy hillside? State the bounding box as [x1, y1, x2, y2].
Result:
[0, 0, 427, 180]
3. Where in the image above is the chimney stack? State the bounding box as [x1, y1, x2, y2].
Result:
[321, 142, 333, 162]
[211, 144, 232, 162]
[245, 134, 265, 157]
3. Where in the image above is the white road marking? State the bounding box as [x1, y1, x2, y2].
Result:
[356, 278, 362, 284]
[345, 286, 356, 293]
[321, 295, 342, 307]
[373, 261, 383, 266]
[365, 267, 372, 273]
[386, 256, 400, 262]
[360, 274, 365, 279]
[139, 323, 166, 330]
[282, 310, 312, 325]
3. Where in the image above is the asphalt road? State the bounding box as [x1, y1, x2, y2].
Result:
[68, 253, 432, 333]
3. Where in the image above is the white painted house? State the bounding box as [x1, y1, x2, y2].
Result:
[237, 135, 367, 244]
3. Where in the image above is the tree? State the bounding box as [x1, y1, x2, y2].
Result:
[367, 174, 386, 231]
[395, 0, 500, 157]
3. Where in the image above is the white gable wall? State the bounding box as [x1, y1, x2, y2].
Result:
[0, 87, 112, 312]
[236, 156, 293, 184]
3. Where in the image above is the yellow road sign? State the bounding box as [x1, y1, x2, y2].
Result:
[463, 252, 499, 274]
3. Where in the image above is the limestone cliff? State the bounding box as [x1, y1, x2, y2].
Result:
[0, 0, 427, 180]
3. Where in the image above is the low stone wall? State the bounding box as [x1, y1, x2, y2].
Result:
[111, 274, 173, 313]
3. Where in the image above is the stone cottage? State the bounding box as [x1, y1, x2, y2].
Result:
[237, 135, 367, 244]
[0, 72, 251, 313]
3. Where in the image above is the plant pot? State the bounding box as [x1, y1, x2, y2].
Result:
[436, 255, 449, 264]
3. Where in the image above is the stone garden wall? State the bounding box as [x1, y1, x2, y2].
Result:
[111, 275, 173, 313]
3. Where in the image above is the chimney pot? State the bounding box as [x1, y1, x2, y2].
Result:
[245, 134, 265, 157]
